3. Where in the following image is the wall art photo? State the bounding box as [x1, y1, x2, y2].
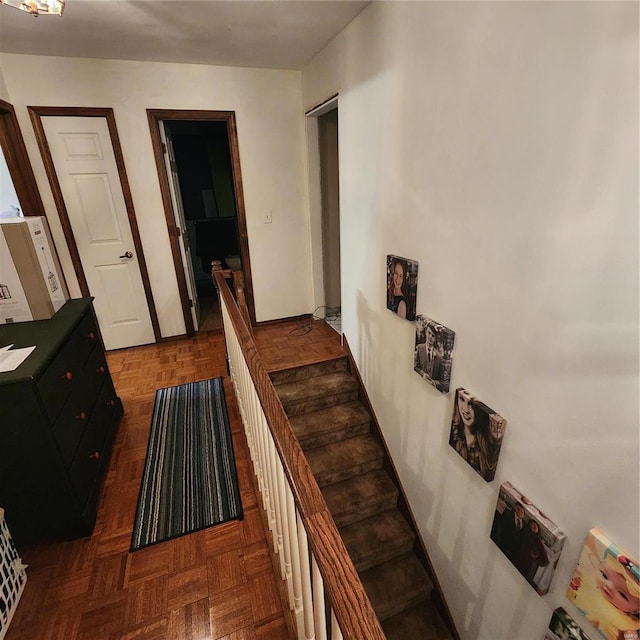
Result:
[448, 388, 506, 481]
[414, 315, 455, 393]
[386, 254, 418, 321]
[544, 607, 593, 640]
[490, 481, 566, 595]
[567, 529, 639, 640]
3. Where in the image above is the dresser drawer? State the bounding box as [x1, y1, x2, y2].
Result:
[36, 340, 81, 423]
[68, 377, 118, 507]
[83, 344, 111, 393]
[36, 311, 100, 423]
[52, 369, 94, 467]
[51, 344, 110, 467]
[73, 310, 101, 366]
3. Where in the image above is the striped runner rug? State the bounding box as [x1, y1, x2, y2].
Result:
[130, 377, 243, 551]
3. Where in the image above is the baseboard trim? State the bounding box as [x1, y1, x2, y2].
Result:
[255, 313, 314, 327]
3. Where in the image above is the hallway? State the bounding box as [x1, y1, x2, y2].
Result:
[4, 320, 342, 640]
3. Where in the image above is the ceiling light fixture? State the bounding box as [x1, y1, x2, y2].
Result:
[0, 0, 64, 17]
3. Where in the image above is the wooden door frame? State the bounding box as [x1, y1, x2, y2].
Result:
[28, 106, 161, 342]
[147, 109, 256, 334]
[305, 93, 340, 316]
[0, 99, 46, 217]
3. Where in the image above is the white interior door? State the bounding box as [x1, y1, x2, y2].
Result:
[160, 123, 200, 331]
[41, 116, 155, 350]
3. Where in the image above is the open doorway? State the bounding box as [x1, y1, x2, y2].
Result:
[306, 96, 341, 334]
[0, 99, 45, 219]
[147, 110, 255, 335]
[163, 119, 241, 332]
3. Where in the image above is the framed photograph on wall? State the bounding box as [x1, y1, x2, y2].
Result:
[414, 315, 455, 393]
[490, 482, 566, 595]
[544, 608, 593, 640]
[448, 388, 506, 482]
[567, 529, 639, 640]
[386, 254, 418, 321]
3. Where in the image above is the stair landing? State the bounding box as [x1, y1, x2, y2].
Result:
[254, 318, 345, 373]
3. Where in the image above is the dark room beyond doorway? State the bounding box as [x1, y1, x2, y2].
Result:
[164, 119, 241, 332]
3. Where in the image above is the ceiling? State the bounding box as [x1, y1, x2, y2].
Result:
[0, 0, 370, 70]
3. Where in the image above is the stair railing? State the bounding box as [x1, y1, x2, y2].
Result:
[213, 268, 386, 640]
[211, 260, 253, 335]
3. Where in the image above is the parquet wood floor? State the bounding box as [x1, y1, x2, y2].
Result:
[253, 318, 345, 373]
[5, 325, 330, 640]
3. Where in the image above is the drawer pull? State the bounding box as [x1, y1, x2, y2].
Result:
[87, 332, 96, 341]
[89, 451, 100, 461]
[107, 399, 116, 407]
[96, 366, 106, 374]
[61, 371, 73, 381]
[75, 412, 87, 421]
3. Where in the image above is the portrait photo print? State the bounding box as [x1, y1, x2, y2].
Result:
[414, 315, 455, 393]
[386, 254, 418, 321]
[490, 481, 566, 596]
[544, 607, 593, 640]
[448, 388, 506, 482]
[567, 529, 639, 640]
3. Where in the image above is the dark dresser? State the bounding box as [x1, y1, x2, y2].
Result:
[0, 298, 123, 542]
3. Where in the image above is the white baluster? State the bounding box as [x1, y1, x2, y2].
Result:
[287, 489, 305, 639]
[256, 406, 271, 519]
[297, 512, 316, 640]
[243, 369, 256, 460]
[330, 610, 343, 640]
[264, 416, 278, 545]
[312, 556, 327, 640]
[278, 464, 295, 608]
[270, 442, 286, 578]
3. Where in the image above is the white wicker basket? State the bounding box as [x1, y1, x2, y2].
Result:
[0, 509, 26, 640]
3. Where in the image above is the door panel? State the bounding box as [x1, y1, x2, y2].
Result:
[41, 116, 155, 350]
[97, 263, 141, 325]
[160, 123, 200, 330]
[73, 175, 122, 243]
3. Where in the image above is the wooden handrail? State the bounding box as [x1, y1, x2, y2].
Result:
[231, 270, 252, 336]
[213, 269, 386, 640]
[212, 261, 253, 335]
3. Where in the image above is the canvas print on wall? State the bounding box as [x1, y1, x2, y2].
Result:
[544, 608, 593, 640]
[490, 482, 566, 595]
[448, 388, 506, 481]
[567, 529, 639, 640]
[386, 254, 418, 321]
[414, 315, 455, 393]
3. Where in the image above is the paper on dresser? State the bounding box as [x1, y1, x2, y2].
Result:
[0, 344, 36, 372]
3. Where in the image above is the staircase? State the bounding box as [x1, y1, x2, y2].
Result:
[270, 356, 455, 640]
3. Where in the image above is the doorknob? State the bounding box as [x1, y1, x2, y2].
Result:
[119, 251, 133, 259]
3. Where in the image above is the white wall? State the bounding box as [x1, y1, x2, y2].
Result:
[0, 54, 312, 333]
[0, 66, 9, 102]
[303, 3, 639, 639]
[0, 145, 22, 217]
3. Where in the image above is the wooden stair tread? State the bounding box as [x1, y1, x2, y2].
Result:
[275, 371, 358, 407]
[340, 510, 415, 572]
[360, 553, 432, 622]
[306, 434, 384, 486]
[382, 603, 453, 640]
[322, 470, 399, 526]
[291, 401, 370, 448]
[269, 356, 348, 385]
